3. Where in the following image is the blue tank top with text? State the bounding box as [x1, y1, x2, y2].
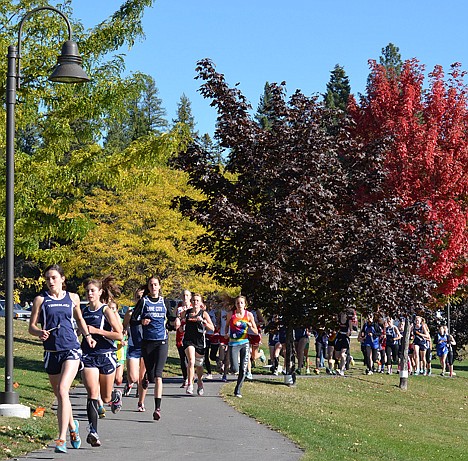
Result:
[40, 291, 80, 352]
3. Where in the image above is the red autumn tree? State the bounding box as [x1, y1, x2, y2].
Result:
[349, 60, 468, 296]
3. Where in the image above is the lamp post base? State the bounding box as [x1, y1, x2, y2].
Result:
[0, 391, 19, 405]
[0, 403, 30, 419]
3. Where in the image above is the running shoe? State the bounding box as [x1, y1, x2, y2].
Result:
[259, 349, 266, 363]
[197, 383, 204, 396]
[122, 382, 133, 397]
[180, 379, 188, 388]
[245, 371, 253, 380]
[86, 430, 101, 447]
[221, 374, 227, 382]
[141, 374, 149, 390]
[205, 374, 213, 380]
[110, 389, 122, 414]
[54, 439, 67, 453]
[153, 409, 161, 421]
[137, 402, 145, 412]
[69, 419, 81, 449]
[97, 405, 106, 418]
[234, 393, 242, 398]
[186, 384, 194, 395]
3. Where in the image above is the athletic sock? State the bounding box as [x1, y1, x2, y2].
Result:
[87, 398, 99, 431]
[155, 397, 161, 410]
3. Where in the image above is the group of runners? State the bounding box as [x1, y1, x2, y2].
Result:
[309, 312, 457, 378]
[264, 311, 457, 382]
[28, 264, 458, 455]
[28, 265, 263, 454]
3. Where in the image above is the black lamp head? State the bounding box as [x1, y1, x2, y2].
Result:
[48, 39, 90, 83]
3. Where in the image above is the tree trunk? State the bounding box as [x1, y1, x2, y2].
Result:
[399, 316, 411, 390]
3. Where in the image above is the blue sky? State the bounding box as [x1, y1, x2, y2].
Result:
[71, 1, 468, 137]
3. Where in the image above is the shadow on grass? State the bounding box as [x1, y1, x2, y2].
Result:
[0, 334, 42, 348]
[166, 356, 180, 368]
[0, 355, 44, 373]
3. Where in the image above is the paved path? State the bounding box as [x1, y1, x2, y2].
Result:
[19, 376, 303, 461]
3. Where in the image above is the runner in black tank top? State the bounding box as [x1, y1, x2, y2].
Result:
[183, 293, 214, 396]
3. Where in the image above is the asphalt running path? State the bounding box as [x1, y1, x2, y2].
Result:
[19, 377, 303, 461]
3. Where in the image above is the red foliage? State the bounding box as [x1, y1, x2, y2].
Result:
[349, 60, 468, 295]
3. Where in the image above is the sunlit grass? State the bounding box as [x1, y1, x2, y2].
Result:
[221, 342, 468, 461]
[0, 319, 58, 458]
[2, 321, 467, 460]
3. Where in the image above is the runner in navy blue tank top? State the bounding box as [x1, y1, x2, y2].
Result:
[29, 264, 96, 454]
[130, 276, 180, 421]
[122, 286, 148, 411]
[80, 275, 123, 448]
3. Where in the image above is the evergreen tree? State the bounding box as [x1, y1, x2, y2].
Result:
[255, 82, 276, 129]
[104, 73, 167, 150]
[199, 133, 224, 165]
[141, 75, 168, 134]
[379, 43, 403, 77]
[324, 64, 351, 111]
[173, 93, 197, 137]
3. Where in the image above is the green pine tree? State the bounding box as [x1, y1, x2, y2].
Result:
[324, 64, 351, 112]
[104, 73, 167, 151]
[379, 43, 403, 77]
[173, 93, 197, 137]
[255, 82, 276, 130]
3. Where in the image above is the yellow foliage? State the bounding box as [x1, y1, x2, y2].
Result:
[64, 162, 225, 302]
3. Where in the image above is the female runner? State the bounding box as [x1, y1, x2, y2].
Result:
[81, 276, 123, 447]
[130, 276, 180, 420]
[29, 264, 96, 453]
[225, 296, 258, 398]
[182, 293, 214, 395]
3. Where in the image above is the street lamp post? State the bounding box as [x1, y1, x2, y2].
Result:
[0, 6, 89, 412]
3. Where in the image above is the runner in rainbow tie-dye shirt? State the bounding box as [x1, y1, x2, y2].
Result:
[225, 296, 258, 398]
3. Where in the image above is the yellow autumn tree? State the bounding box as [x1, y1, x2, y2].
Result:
[64, 135, 226, 303]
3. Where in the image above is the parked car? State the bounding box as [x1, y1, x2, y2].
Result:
[0, 300, 32, 320]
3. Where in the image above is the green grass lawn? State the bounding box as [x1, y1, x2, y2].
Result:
[1, 319, 467, 460]
[223, 341, 468, 461]
[0, 318, 58, 458]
